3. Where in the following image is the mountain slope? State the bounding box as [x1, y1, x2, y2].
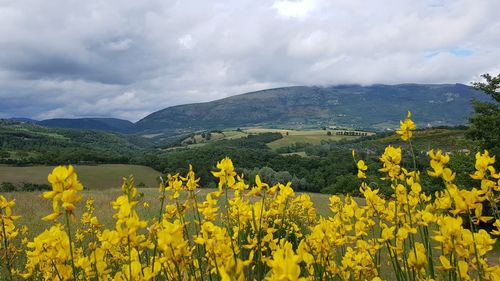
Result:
[136, 84, 486, 133]
[38, 118, 135, 133]
[0, 120, 151, 164]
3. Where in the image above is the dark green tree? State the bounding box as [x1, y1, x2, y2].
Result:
[467, 73, 500, 157]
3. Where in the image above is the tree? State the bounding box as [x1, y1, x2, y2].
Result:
[472, 73, 500, 102]
[467, 73, 500, 157]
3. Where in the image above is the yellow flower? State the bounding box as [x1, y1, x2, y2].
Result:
[266, 240, 304, 281]
[491, 219, 500, 235]
[442, 168, 456, 183]
[198, 191, 220, 221]
[470, 150, 496, 180]
[378, 225, 395, 242]
[181, 164, 200, 191]
[22, 224, 74, 280]
[427, 149, 450, 178]
[396, 111, 416, 141]
[457, 261, 470, 280]
[232, 174, 249, 191]
[212, 157, 237, 190]
[357, 160, 368, 179]
[437, 255, 453, 270]
[379, 145, 403, 180]
[42, 165, 83, 221]
[247, 175, 269, 197]
[408, 242, 427, 271]
[0, 195, 20, 242]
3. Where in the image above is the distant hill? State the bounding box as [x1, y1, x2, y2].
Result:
[135, 84, 487, 133]
[0, 120, 151, 165]
[6, 117, 135, 133]
[8, 117, 38, 123]
[38, 118, 135, 133]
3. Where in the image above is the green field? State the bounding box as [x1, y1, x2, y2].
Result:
[174, 127, 372, 151]
[0, 164, 160, 189]
[176, 130, 247, 148]
[0, 187, 336, 239]
[261, 129, 364, 150]
[377, 129, 475, 153]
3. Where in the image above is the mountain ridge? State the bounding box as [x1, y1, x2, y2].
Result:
[6, 83, 488, 134]
[39, 118, 135, 133]
[6, 117, 135, 133]
[134, 83, 486, 133]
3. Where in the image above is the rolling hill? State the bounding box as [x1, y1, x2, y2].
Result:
[38, 118, 135, 133]
[0, 120, 151, 165]
[7, 117, 135, 133]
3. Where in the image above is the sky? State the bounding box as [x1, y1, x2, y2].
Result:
[0, 0, 499, 122]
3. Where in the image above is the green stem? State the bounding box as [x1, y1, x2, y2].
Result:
[151, 179, 167, 279]
[51, 259, 64, 281]
[408, 139, 417, 171]
[385, 241, 403, 281]
[65, 212, 77, 281]
[127, 235, 132, 280]
[179, 199, 204, 281]
[256, 192, 266, 280]
[224, 186, 238, 264]
[92, 247, 100, 281]
[467, 211, 485, 281]
[1, 213, 13, 281]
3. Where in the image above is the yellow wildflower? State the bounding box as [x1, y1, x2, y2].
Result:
[408, 242, 427, 271]
[357, 160, 368, 179]
[212, 157, 237, 190]
[42, 165, 83, 221]
[266, 240, 304, 281]
[181, 164, 200, 191]
[396, 111, 416, 141]
[379, 145, 402, 180]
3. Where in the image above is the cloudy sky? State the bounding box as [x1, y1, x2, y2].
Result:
[1, 0, 499, 121]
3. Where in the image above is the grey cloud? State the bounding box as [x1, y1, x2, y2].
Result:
[1, 0, 499, 121]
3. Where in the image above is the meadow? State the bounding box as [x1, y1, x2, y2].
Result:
[179, 127, 368, 152]
[0, 187, 335, 240]
[0, 164, 160, 189]
[0, 113, 498, 280]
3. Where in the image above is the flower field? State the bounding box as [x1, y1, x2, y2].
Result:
[0, 113, 499, 280]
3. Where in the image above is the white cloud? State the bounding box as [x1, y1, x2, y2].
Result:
[0, 0, 499, 121]
[272, 0, 321, 19]
[103, 39, 134, 51]
[178, 34, 195, 49]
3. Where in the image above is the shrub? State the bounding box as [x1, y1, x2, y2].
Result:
[0, 182, 16, 192]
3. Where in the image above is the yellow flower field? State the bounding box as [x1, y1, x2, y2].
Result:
[0, 113, 499, 280]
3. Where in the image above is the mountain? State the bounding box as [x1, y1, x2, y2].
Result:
[8, 117, 38, 123]
[135, 84, 487, 133]
[5, 84, 487, 135]
[38, 118, 135, 133]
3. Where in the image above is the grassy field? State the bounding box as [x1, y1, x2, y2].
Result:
[0, 164, 160, 189]
[175, 127, 372, 151]
[378, 129, 473, 152]
[262, 129, 360, 150]
[0, 187, 336, 239]
[1, 186, 498, 273]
